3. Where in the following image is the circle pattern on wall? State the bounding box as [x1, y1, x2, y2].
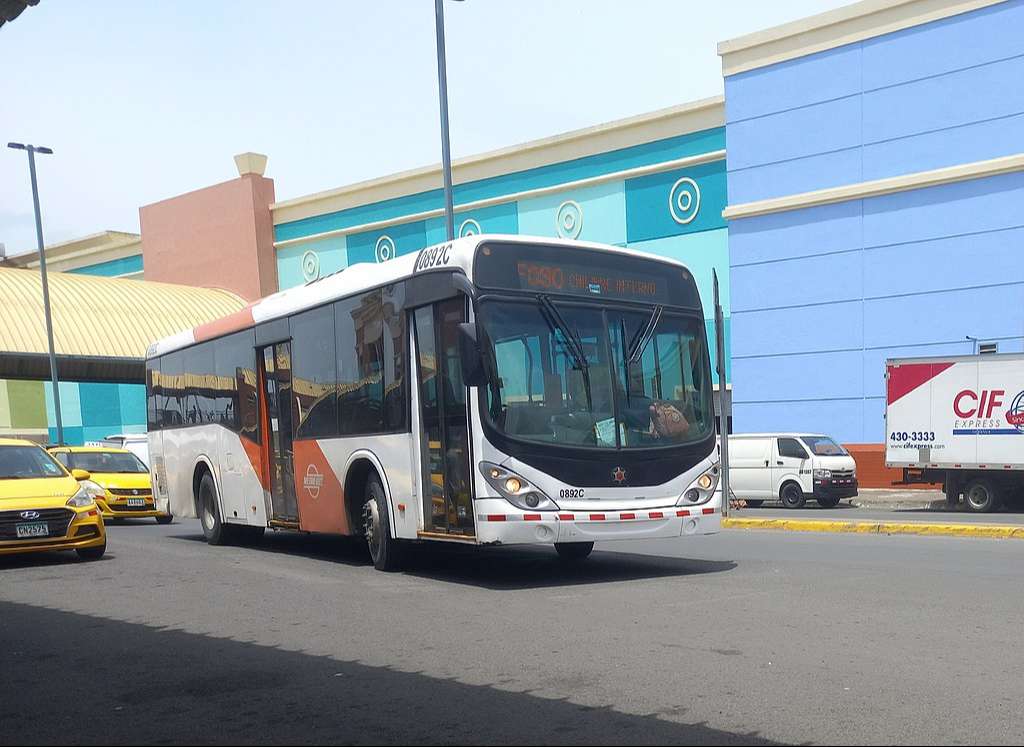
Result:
[669, 177, 701, 225]
[555, 200, 583, 239]
[375, 235, 396, 263]
[301, 250, 320, 282]
[459, 218, 482, 238]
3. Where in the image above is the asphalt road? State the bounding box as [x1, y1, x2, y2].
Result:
[2, 519, 1023, 745]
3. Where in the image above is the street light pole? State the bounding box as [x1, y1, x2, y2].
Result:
[8, 142, 63, 445]
[433, 0, 457, 241]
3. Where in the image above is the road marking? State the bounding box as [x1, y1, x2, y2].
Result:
[723, 517, 1024, 540]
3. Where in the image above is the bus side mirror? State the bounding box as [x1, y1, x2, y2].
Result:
[457, 323, 487, 387]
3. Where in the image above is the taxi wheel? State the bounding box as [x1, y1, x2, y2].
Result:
[198, 472, 228, 545]
[555, 542, 594, 562]
[76, 542, 106, 561]
[156, 514, 173, 525]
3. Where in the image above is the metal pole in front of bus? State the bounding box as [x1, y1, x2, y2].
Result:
[434, 0, 459, 241]
[8, 142, 64, 446]
[713, 269, 731, 519]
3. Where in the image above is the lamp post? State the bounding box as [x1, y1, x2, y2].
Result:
[7, 142, 63, 445]
[433, 0, 461, 241]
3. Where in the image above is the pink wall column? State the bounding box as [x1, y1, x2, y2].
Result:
[139, 160, 278, 302]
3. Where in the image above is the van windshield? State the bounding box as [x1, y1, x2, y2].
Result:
[800, 436, 848, 456]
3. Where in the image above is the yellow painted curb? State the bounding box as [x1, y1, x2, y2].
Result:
[722, 517, 1024, 539]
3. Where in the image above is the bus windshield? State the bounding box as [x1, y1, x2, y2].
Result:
[477, 298, 713, 449]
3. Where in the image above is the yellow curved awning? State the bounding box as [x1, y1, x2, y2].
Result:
[0, 267, 246, 382]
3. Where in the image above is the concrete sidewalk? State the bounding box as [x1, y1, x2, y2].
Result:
[723, 515, 1024, 539]
[726, 489, 1024, 539]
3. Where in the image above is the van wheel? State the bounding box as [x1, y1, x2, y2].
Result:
[816, 496, 841, 509]
[964, 478, 1000, 513]
[363, 473, 403, 571]
[744, 500, 764, 508]
[555, 542, 594, 562]
[198, 472, 229, 545]
[780, 482, 806, 509]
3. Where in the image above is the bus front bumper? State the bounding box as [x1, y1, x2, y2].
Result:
[474, 500, 721, 545]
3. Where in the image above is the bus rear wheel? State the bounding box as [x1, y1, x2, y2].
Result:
[555, 542, 594, 562]
[363, 473, 403, 572]
[198, 472, 228, 545]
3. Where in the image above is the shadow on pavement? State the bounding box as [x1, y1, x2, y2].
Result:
[167, 528, 736, 591]
[0, 600, 777, 745]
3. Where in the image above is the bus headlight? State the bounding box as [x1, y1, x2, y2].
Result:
[678, 464, 720, 506]
[479, 462, 559, 512]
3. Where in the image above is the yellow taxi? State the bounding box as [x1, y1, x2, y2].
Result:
[0, 438, 106, 560]
[48, 445, 171, 524]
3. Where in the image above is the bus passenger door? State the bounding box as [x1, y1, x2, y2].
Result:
[258, 342, 299, 523]
[413, 298, 474, 536]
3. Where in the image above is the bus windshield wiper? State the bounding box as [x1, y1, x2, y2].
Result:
[538, 295, 592, 409]
[627, 305, 663, 364]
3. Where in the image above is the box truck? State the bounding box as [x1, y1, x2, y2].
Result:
[885, 354, 1024, 512]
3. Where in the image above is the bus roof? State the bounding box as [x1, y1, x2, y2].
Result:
[146, 233, 693, 359]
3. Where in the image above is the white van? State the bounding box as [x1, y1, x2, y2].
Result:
[97, 433, 150, 467]
[728, 433, 858, 509]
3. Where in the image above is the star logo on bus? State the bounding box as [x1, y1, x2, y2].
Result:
[612, 467, 627, 484]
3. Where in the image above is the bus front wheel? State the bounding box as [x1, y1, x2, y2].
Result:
[555, 542, 594, 562]
[363, 474, 403, 572]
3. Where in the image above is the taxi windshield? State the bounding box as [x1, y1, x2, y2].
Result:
[0, 445, 68, 480]
[66, 451, 148, 474]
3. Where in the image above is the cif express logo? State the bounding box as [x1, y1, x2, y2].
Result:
[954, 388, 1024, 432]
[415, 242, 452, 272]
[1008, 390, 1024, 433]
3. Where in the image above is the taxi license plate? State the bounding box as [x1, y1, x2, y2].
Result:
[127, 498, 146, 508]
[16, 522, 49, 539]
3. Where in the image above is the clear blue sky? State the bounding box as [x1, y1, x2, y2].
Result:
[1, 0, 849, 256]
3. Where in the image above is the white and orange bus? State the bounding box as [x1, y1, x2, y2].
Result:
[146, 235, 722, 570]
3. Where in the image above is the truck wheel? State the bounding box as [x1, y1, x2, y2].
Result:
[363, 473, 403, 571]
[745, 500, 764, 508]
[964, 478, 1000, 513]
[780, 482, 806, 509]
[816, 496, 841, 509]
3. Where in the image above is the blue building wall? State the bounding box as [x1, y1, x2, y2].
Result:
[43, 381, 148, 445]
[68, 254, 144, 277]
[725, 0, 1024, 442]
[276, 128, 732, 383]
